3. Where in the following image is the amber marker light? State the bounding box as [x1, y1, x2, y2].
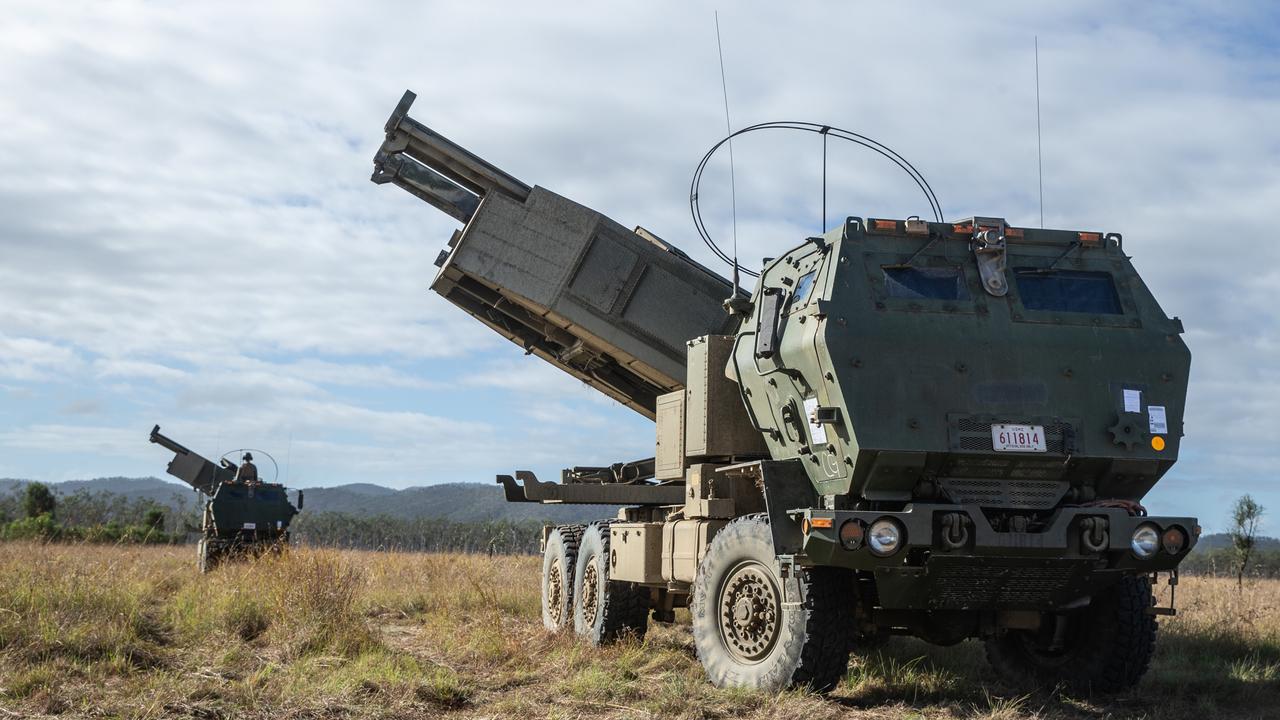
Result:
[802, 517, 832, 535]
[1151, 436, 1166, 451]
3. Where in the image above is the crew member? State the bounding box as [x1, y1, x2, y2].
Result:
[236, 452, 259, 484]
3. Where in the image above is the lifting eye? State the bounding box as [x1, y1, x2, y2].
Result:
[779, 401, 804, 443]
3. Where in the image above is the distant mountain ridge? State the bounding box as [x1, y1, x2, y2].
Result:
[0, 477, 614, 524]
[0, 476, 197, 507]
[1194, 532, 1280, 551]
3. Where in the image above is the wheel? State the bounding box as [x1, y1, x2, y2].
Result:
[690, 514, 854, 692]
[573, 522, 649, 644]
[985, 574, 1157, 694]
[197, 538, 220, 573]
[542, 525, 582, 632]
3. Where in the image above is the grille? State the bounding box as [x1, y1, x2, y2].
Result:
[938, 477, 1068, 509]
[932, 564, 1077, 608]
[954, 416, 1072, 454]
[943, 454, 1067, 482]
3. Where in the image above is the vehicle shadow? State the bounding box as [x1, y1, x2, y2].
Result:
[824, 635, 1279, 719]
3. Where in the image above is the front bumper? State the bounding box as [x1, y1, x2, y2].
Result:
[796, 504, 1197, 610]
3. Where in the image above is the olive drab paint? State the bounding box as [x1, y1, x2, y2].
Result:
[734, 217, 1191, 503]
[370, 90, 1199, 692]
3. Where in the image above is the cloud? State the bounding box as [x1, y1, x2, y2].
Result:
[0, 334, 81, 382]
[59, 398, 104, 416]
[0, 2, 1275, 527]
[94, 359, 189, 383]
[0, 423, 154, 458]
[459, 358, 591, 396]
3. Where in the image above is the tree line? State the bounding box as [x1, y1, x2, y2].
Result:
[290, 511, 546, 554]
[0, 482, 551, 554]
[2, 483, 1274, 574]
[0, 482, 181, 543]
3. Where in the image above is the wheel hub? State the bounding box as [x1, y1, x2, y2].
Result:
[718, 563, 782, 663]
[581, 561, 600, 627]
[547, 563, 565, 625]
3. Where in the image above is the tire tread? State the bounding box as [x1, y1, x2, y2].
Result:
[985, 574, 1157, 694]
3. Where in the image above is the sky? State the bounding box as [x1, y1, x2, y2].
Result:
[0, 1, 1277, 532]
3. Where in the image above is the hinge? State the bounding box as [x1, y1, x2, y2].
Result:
[969, 216, 1009, 297]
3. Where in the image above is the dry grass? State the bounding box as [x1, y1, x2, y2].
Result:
[0, 543, 1277, 719]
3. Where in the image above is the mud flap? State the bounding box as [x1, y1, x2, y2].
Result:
[756, 459, 819, 556]
[777, 555, 804, 608]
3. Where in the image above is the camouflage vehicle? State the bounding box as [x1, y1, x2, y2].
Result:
[371, 90, 1197, 692]
[149, 425, 302, 572]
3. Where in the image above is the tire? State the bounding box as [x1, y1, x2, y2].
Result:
[197, 538, 219, 573]
[541, 525, 582, 632]
[985, 574, 1157, 694]
[573, 522, 649, 644]
[690, 514, 854, 692]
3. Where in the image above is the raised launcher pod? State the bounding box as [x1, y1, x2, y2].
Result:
[371, 90, 740, 418]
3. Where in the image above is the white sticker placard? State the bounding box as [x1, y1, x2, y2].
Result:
[243, 522, 256, 530]
[804, 397, 827, 445]
[1123, 388, 1142, 413]
[1148, 405, 1168, 434]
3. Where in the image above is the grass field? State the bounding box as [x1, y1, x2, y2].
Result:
[1, 543, 1277, 719]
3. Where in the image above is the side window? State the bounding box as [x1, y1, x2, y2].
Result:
[792, 271, 817, 306]
[883, 266, 970, 300]
[1014, 269, 1122, 315]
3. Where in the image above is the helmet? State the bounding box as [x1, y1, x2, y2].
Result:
[243, 452, 253, 461]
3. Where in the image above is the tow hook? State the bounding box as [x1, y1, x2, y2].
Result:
[941, 512, 970, 550]
[1147, 570, 1179, 617]
[1080, 516, 1109, 552]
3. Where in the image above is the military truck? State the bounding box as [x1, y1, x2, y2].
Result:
[371, 90, 1197, 693]
[149, 425, 301, 572]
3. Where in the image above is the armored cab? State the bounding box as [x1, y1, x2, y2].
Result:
[149, 425, 301, 572]
[370, 91, 1198, 695]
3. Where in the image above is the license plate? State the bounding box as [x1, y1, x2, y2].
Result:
[991, 424, 1046, 453]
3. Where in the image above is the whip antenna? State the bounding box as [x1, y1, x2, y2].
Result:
[1036, 36, 1045, 228]
[714, 11, 740, 297]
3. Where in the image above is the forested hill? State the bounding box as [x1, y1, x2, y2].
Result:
[0, 477, 613, 524]
[1195, 533, 1280, 551]
[0, 477, 197, 507]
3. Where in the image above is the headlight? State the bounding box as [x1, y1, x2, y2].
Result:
[1131, 524, 1160, 558]
[867, 519, 903, 556]
[1161, 526, 1187, 555]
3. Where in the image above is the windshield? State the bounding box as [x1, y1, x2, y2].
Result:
[883, 266, 970, 301]
[1014, 269, 1122, 315]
